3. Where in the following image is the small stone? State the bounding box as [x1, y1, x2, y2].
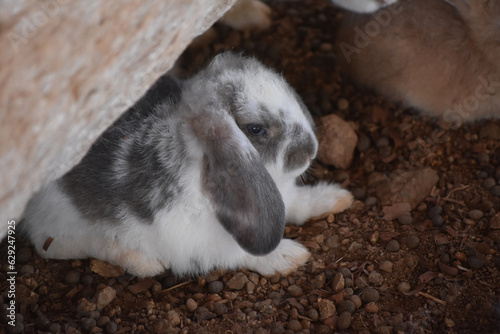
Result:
[483, 178, 497, 189]
[337, 312, 352, 330]
[207, 281, 224, 294]
[428, 206, 443, 218]
[96, 316, 110, 327]
[50, 323, 61, 333]
[350, 295, 362, 309]
[76, 298, 97, 315]
[318, 298, 336, 321]
[365, 302, 379, 313]
[469, 210, 484, 220]
[467, 255, 484, 269]
[105, 321, 118, 333]
[365, 196, 377, 207]
[405, 235, 420, 249]
[337, 300, 356, 314]
[95, 286, 116, 310]
[195, 306, 215, 320]
[355, 276, 369, 289]
[362, 288, 380, 303]
[445, 317, 456, 328]
[20, 264, 34, 275]
[352, 187, 366, 200]
[268, 322, 285, 334]
[81, 318, 96, 331]
[491, 185, 500, 197]
[326, 235, 339, 249]
[476, 152, 490, 164]
[386, 240, 400, 252]
[186, 298, 198, 312]
[36, 315, 50, 330]
[89, 259, 124, 278]
[287, 319, 303, 332]
[490, 213, 500, 229]
[16, 247, 32, 264]
[317, 114, 358, 169]
[167, 310, 181, 326]
[368, 271, 384, 286]
[379, 261, 393, 273]
[332, 272, 345, 292]
[397, 282, 411, 294]
[397, 213, 413, 225]
[288, 285, 303, 298]
[337, 98, 349, 110]
[214, 302, 228, 316]
[308, 308, 319, 321]
[227, 272, 249, 290]
[65, 271, 81, 286]
[432, 215, 444, 227]
[376, 137, 390, 148]
[81, 275, 94, 286]
[476, 170, 488, 179]
[357, 136, 371, 152]
[455, 252, 467, 262]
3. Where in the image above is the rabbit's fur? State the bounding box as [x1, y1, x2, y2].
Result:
[336, 0, 500, 126]
[331, 0, 399, 13]
[21, 53, 353, 277]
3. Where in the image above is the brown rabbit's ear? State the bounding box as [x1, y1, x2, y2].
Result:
[189, 112, 285, 256]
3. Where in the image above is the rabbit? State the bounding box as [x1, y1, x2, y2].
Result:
[330, 0, 399, 13]
[220, 0, 271, 30]
[335, 0, 500, 126]
[20, 52, 353, 278]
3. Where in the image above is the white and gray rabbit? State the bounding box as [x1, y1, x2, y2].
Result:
[335, 0, 500, 126]
[21, 52, 353, 277]
[330, 0, 399, 13]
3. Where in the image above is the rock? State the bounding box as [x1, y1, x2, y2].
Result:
[379, 261, 393, 273]
[128, 278, 155, 294]
[226, 272, 249, 290]
[483, 178, 497, 189]
[0, 0, 238, 240]
[308, 308, 319, 321]
[186, 298, 198, 312]
[106, 321, 118, 333]
[491, 213, 500, 230]
[397, 213, 413, 225]
[89, 259, 124, 278]
[332, 272, 345, 292]
[208, 281, 224, 294]
[76, 298, 97, 316]
[397, 282, 411, 294]
[167, 310, 181, 326]
[365, 302, 379, 313]
[337, 312, 352, 330]
[287, 319, 303, 331]
[95, 286, 116, 310]
[386, 240, 400, 252]
[318, 298, 336, 321]
[375, 168, 439, 210]
[405, 235, 420, 249]
[288, 285, 303, 297]
[317, 114, 358, 169]
[368, 271, 384, 286]
[81, 318, 96, 331]
[16, 247, 33, 264]
[337, 300, 356, 314]
[362, 288, 380, 303]
[469, 210, 484, 220]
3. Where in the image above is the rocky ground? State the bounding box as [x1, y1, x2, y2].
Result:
[1, 0, 500, 333]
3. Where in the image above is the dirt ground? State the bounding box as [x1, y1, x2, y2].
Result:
[1, 0, 500, 333]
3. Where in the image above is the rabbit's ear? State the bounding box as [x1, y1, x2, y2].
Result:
[190, 112, 285, 256]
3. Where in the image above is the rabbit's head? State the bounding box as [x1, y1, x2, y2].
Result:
[183, 53, 318, 256]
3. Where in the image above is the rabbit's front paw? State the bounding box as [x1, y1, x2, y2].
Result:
[245, 239, 310, 276]
[112, 246, 165, 277]
[220, 0, 271, 30]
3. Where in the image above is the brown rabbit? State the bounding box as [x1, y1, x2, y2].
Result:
[335, 0, 500, 127]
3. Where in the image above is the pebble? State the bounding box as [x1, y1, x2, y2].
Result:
[332, 272, 345, 292]
[97, 316, 110, 327]
[165, 310, 181, 326]
[405, 235, 420, 249]
[214, 302, 228, 316]
[376, 137, 390, 148]
[397, 214, 413, 225]
[365, 196, 378, 207]
[186, 298, 198, 312]
[467, 255, 484, 269]
[398, 282, 411, 294]
[351, 295, 362, 309]
[337, 98, 349, 111]
[50, 323, 61, 333]
[337, 300, 356, 314]
[475, 170, 488, 179]
[379, 261, 393, 273]
[428, 206, 443, 218]
[362, 288, 380, 303]
[288, 285, 303, 298]
[368, 271, 384, 286]
[491, 186, 500, 197]
[386, 240, 400, 252]
[95, 286, 116, 311]
[308, 308, 319, 321]
[352, 187, 366, 200]
[318, 298, 336, 321]
[469, 210, 484, 220]
[195, 306, 215, 320]
[431, 215, 444, 227]
[65, 271, 81, 286]
[337, 312, 352, 330]
[483, 177, 497, 189]
[355, 277, 369, 289]
[357, 136, 371, 152]
[81, 318, 96, 331]
[16, 247, 32, 264]
[35, 315, 50, 330]
[476, 152, 490, 164]
[365, 302, 379, 313]
[226, 272, 248, 290]
[81, 275, 94, 286]
[208, 281, 224, 294]
[287, 319, 303, 332]
[340, 267, 352, 278]
[105, 321, 118, 333]
[490, 213, 500, 229]
[20, 264, 34, 275]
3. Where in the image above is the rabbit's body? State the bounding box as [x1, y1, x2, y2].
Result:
[22, 53, 353, 277]
[336, 0, 500, 125]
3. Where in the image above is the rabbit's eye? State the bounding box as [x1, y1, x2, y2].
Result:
[247, 124, 266, 136]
